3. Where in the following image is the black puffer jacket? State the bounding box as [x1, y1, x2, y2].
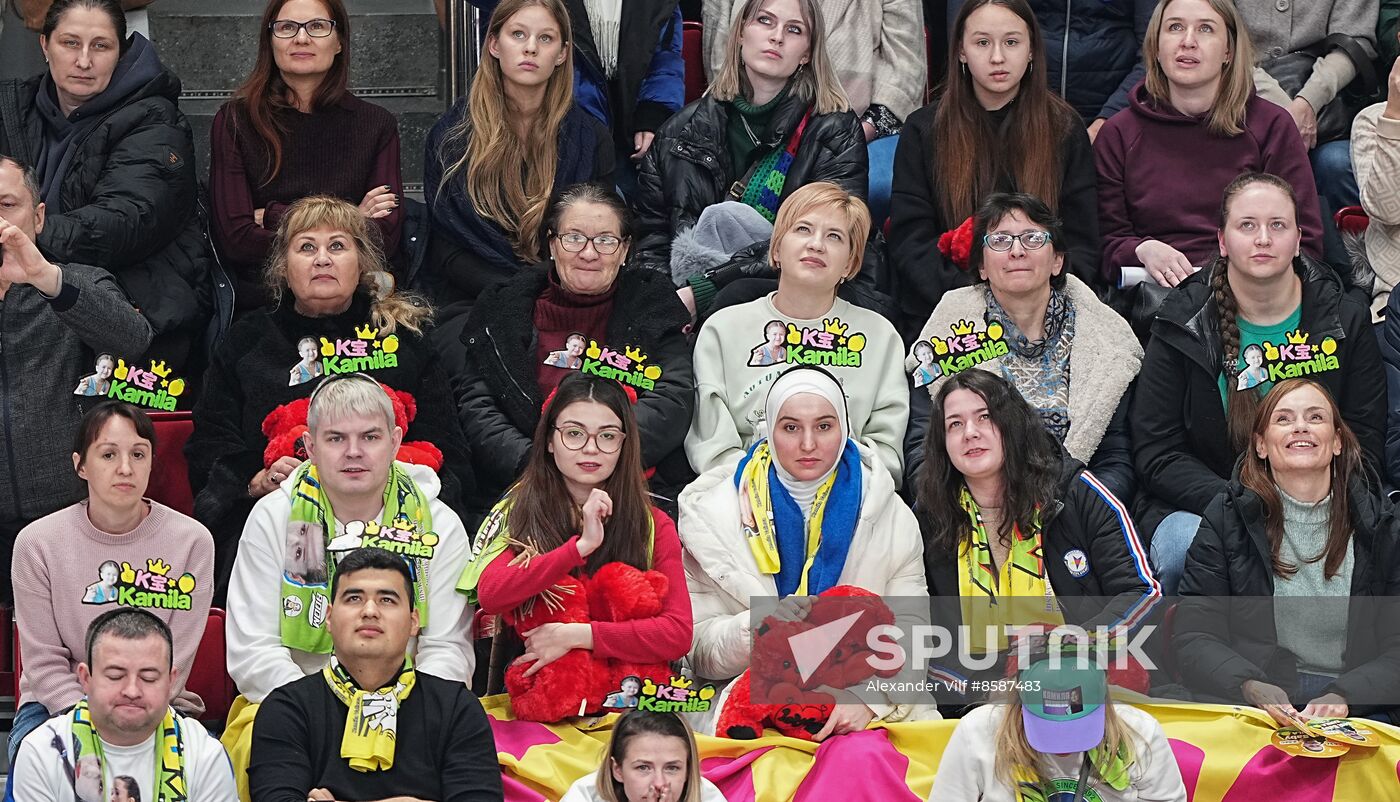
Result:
[457, 264, 695, 506]
[1032, 0, 1153, 122]
[1131, 258, 1385, 539]
[0, 47, 212, 369]
[1175, 475, 1400, 714]
[632, 91, 867, 280]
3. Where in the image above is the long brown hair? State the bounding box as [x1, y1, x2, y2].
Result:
[707, 0, 849, 115]
[1142, 0, 1255, 137]
[1239, 379, 1361, 580]
[933, 0, 1075, 226]
[435, 0, 575, 264]
[1211, 172, 1301, 451]
[508, 373, 653, 574]
[229, 0, 352, 186]
[597, 711, 704, 802]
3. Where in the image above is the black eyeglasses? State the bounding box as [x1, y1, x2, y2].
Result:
[553, 425, 626, 453]
[554, 232, 624, 255]
[983, 231, 1053, 252]
[269, 18, 336, 38]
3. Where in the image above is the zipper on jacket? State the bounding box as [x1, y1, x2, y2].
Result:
[0, 301, 23, 519]
[481, 325, 532, 405]
[1060, 0, 1071, 98]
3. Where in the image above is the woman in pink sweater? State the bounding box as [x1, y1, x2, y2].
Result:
[8, 402, 214, 761]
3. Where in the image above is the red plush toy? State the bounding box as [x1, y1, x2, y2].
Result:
[503, 562, 674, 722]
[260, 382, 444, 471]
[938, 215, 975, 271]
[718, 586, 899, 741]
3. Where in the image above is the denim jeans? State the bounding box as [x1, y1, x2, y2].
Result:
[867, 134, 899, 231]
[1311, 140, 1360, 272]
[7, 701, 51, 764]
[1149, 510, 1204, 597]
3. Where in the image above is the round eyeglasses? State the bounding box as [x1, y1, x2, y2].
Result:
[983, 231, 1053, 252]
[555, 233, 623, 255]
[270, 18, 336, 38]
[553, 426, 626, 453]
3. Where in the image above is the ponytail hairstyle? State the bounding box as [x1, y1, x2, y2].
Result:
[933, 0, 1076, 226]
[707, 0, 849, 115]
[264, 196, 432, 335]
[1238, 379, 1362, 580]
[508, 373, 653, 575]
[1212, 172, 1301, 451]
[435, 0, 575, 264]
[230, 0, 352, 185]
[1142, 0, 1255, 137]
[597, 711, 704, 802]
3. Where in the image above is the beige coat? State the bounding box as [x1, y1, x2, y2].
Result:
[1352, 103, 1400, 321]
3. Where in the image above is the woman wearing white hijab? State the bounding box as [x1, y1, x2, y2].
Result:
[678, 365, 931, 735]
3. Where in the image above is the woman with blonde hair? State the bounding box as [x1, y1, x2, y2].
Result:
[561, 710, 725, 801]
[421, 0, 614, 314]
[929, 643, 1185, 801]
[633, 0, 869, 321]
[1095, 0, 1322, 287]
[188, 195, 471, 597]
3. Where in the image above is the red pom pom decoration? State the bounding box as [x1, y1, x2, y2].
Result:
[937, 215, 976, 271]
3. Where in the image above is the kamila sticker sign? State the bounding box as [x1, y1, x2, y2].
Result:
[76, 356, 187, 411]
[747, 319, 866, 369]
[291, 325, 400, 387]
[911, 319, 1008, 388]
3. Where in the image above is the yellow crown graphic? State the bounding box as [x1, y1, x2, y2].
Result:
[668, 675, 693, 690]
[950, 319, 978, 336]
[624, 345, 648, 365]
[1285, 330, 1309, 345]
[355, 324, 379, 340]
[149, 360, 171, 379]
[146, 558, 172, 576]
[822, 318, 848, 336]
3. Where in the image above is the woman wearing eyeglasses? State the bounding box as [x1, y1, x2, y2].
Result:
[903, 192, 1140, 504]
[457, 182, 694, 512]
[463, 371, 693, 698]
[209, 0, 404, 310]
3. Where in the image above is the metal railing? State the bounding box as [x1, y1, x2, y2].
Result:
[447, 0, 484, 103]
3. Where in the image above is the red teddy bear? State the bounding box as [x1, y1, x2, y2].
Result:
[503, 562, 674, 722]
[261, 382, 443, 470]
[718, 586, 899, 741]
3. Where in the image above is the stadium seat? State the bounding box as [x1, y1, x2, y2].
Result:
[1335, 205, 1370, 237]
[683, 21, 705, 103]
[147, 411, 196, 517]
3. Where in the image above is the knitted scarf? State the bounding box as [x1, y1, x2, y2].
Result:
[735, 439, 862, 597]
[322, 657, 417, 773]
[281, 462, 434, 653]
[735, 108, 811, 223]
[956, 488, 1063, 652]
[70, 700, 186, 802]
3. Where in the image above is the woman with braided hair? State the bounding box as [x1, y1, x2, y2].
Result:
[1132, 172, 1384, 596]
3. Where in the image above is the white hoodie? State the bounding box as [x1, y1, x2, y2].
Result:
[226, 462, 473, 703]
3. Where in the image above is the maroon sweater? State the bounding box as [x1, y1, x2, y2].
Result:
[1094, 84, 1322, 280]
[532, 272, 617, 396]
[209, 94, 403, 303]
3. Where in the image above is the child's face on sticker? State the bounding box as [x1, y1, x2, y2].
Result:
[567, 335, 586, 356]
[299, 340, 319, 361]
[100, 563, 118, 584]
[95, 356, 114, 378]
[766, 322, 786, 345]
[915, 342, 934, 365]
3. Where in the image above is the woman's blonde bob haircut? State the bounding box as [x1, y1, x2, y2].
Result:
[769, 181, 871, 279]
[264, 195, 433, 335]
[707, 0, 849, 116]
[1142, 0, 1255, 137]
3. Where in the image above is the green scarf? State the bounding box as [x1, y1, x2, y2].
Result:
[71, 699, 186, 802]
[282, 462, 435, 653]
[322, 656, 417, 773]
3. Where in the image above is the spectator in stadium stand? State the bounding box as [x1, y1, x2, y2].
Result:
[186, 196, 470, 597]
[0, 155, 152, 603]
[9, 401, 213, 764]
[209, 0, 404, 312]
[1352, 35, 1400, 321]
[684, 183, 907, 486]
[421, 0, 614, 374]
[1240, 0, 1377, 274]
[220, 371, 473, 802]
[902, 192, 1140, 504]
[889, 0, 1099, 344]
[247, 547, 501, 802]
[560, 710, 726, 802]
[679, 364, 932, 734]
[1132, 172, 1384, 597]
[0, 0, 213, 371]
[459, 372, 692, 705]
[915, 369, 1158, 708]
[703, 0, 926, 225]
[455, 182, 692, 511]
[949, 0, 1155, 144]
[1175, 379, 1400, 727]
[632, 0, 870, 321]
[1094, 0, 1323, 288]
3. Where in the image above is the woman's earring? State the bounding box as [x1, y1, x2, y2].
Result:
[960, 62, 967, 75]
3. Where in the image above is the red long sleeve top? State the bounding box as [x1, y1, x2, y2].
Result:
[475, 508, 693, 664]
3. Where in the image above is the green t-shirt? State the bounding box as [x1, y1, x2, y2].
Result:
[1217, 305, 1303, 407]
